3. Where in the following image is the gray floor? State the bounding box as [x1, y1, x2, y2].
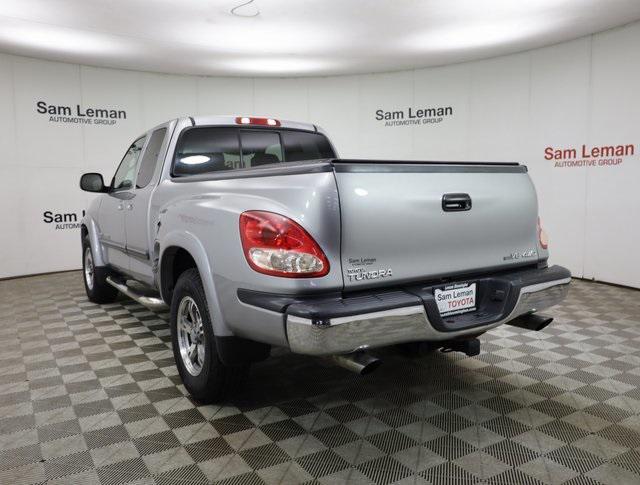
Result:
[1, 272, 639, 485]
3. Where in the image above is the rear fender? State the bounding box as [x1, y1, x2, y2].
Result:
[158, 230, 233, 337]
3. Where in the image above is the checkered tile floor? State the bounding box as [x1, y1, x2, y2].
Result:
[1, 272, 640, 485]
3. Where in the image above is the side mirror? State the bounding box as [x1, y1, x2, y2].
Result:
[80, 173, 107, 193]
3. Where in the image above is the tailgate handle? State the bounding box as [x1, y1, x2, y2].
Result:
[442, 193, 472, 212]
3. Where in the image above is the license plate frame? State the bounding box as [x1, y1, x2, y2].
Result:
[434, 282, 477, 317]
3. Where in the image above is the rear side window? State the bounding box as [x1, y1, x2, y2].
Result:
[136, 128, 167, 188]
[172, 127, 335, 176]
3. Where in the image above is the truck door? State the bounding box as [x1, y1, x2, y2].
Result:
[98, 136, 146, 273]
[125, 123, 172, 285]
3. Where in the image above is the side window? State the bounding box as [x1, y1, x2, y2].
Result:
[240, 131, 283, 168]
[136, 128, 167, 188]
[113, 137, 146, 190]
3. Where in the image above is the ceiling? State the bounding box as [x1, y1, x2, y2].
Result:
[1, 0, 639, 77]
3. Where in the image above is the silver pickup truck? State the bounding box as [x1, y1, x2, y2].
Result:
[80, 115, 570, 402]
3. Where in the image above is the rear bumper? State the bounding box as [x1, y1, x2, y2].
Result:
[238, 265, 571, 356]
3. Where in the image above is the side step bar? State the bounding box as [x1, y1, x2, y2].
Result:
[106, 276, 168, 311]
[506, 313, 554, 332]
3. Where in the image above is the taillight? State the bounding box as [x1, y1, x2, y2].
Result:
[538, 217, 549, 249]
[239, 211, 329, 278]
[235, 116, 280, 127]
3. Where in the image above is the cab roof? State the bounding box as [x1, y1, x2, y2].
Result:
[190, 115, 318, 132]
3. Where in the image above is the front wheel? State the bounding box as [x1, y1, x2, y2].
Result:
[170, 268, 247, 403]
[82, 236, 118, 304]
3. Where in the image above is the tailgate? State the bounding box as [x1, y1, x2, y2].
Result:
[333, 161, 540, 290]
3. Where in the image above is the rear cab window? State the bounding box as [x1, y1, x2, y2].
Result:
[172, 127, 335, 176]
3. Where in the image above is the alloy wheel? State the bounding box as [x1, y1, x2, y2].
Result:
[177, 296, 205, 376]
[84, 247, 94, 291]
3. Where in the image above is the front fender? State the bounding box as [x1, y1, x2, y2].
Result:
[82, 213, 106, 267]
[158, 230, 233, 337]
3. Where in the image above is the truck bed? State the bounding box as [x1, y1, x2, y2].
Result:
[171, 158, 524, 184]
[170, 157, 539, 291]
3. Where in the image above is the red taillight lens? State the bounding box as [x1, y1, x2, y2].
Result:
[239, 211, 329, 277]
[235, 116, 280, 127]
[538, 217, 549, 249]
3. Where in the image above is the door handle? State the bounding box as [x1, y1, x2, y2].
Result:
[117, 204, 123, 211]
[126, 203, 133, 211]
[442, 193, 472, 212]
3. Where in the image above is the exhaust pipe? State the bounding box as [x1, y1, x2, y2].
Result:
[330, 352, 382, 375]
[507, 313, 553, 332]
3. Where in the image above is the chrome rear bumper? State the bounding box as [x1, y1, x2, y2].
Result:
[285, 272, 570, 356]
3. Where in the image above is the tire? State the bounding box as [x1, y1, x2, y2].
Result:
[170, 268, 247, 403]
[82, 236, 119, 304]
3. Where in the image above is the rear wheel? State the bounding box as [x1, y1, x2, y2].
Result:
[82, 236, 118, 304]
[170, 268, 247, 403]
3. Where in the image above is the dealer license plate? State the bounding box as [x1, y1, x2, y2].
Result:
[434, 282, 477, 317]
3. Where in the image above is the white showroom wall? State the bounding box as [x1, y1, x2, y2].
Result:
[1, 21, 639, 287]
